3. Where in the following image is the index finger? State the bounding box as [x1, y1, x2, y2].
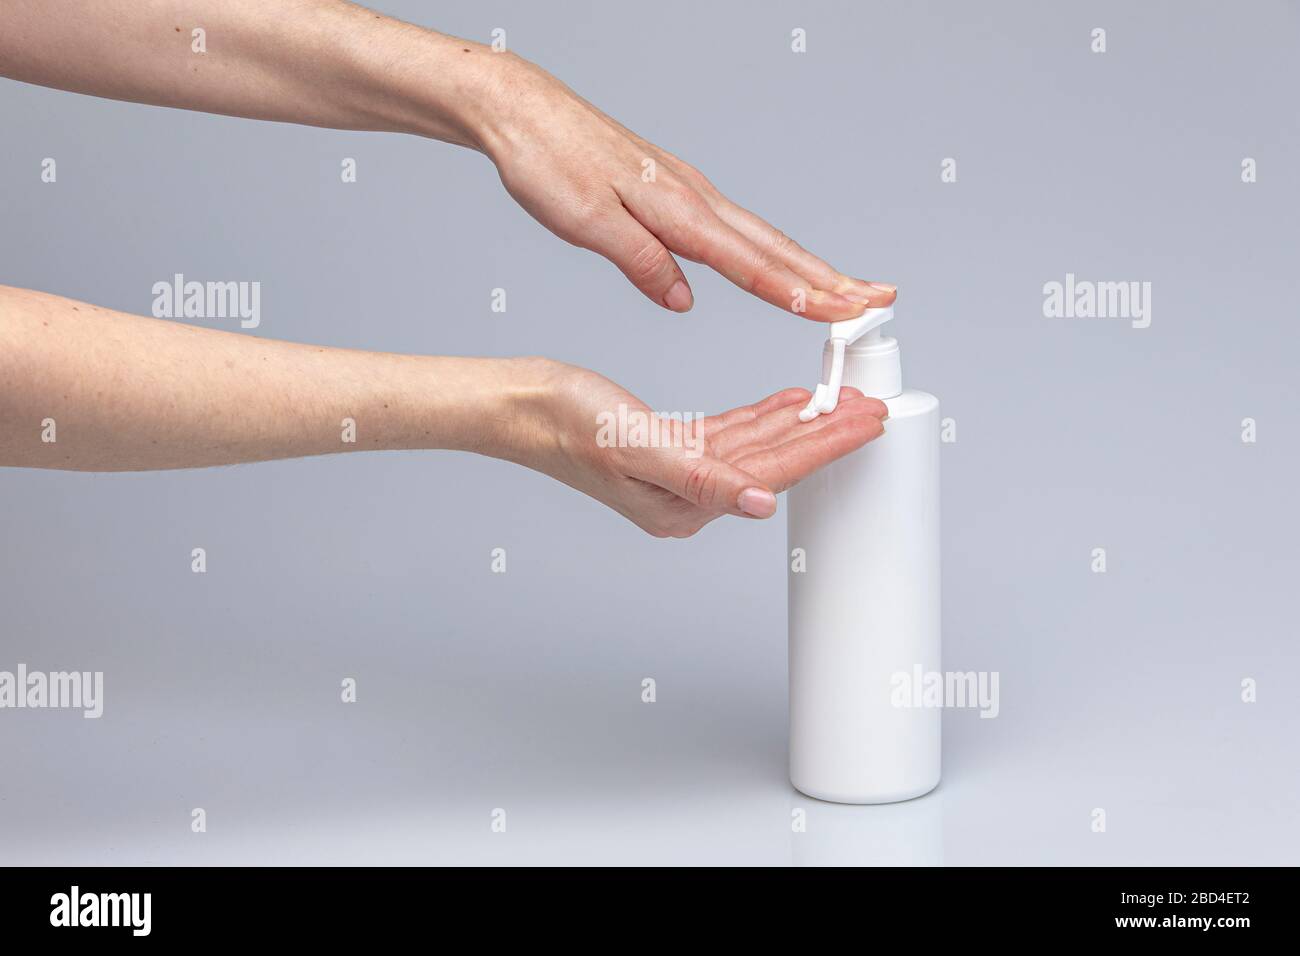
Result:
[618, 183, 869, 322]
[712, 199, 897, 310]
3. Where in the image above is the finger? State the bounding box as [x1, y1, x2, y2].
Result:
[618, 184, 866, 322]
[625, 448, 778, 518]
[586, 206, 694, 312]
[702, 387, 812, 439]
[712, 389, 886, 459]
[711, 200, 897, 308]
[733, 408, 885, 494]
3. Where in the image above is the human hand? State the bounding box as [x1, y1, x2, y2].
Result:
[475, 55, 897, 322]
[0, 4, 894, 322]
[0, 288, 883, 527]
[499, 358, 887, 537]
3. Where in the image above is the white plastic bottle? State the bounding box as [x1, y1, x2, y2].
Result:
[788, 306, 941, 804]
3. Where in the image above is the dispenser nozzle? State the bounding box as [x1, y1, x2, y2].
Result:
[798, 306, 895, 422]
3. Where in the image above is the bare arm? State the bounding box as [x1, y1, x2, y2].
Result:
[0, 0, 896, 321]
[0, 0, 489, 147]
[0, 286, 885, 536]
[0, 285, 519, 470]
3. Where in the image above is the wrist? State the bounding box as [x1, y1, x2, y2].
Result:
[475, 356, 565, 464]
[401, 355, 561, 463]
[340, 16, 510, 152]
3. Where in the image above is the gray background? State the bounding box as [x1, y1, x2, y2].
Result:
[2, 0, 1296, 865]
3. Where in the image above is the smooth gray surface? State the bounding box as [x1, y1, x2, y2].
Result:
[1, 0, 1296, 865]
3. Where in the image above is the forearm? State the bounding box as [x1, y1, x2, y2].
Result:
[0, 0, 499, 149]
[0, 285, 539, 471]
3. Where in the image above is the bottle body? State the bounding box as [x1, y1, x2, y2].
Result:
[788, 374, 941, 804]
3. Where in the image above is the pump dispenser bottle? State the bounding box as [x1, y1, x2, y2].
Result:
[788, 305, 941, 804]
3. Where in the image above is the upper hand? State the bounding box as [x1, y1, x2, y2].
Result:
[475, 55, 897, 321]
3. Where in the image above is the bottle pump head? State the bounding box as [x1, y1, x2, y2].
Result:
[798, 305, 900, 421]
[828, 304, 895, 347]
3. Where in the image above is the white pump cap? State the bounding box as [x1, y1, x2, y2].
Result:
[798, 306, 899, 421]
[827, 304, 895, 346]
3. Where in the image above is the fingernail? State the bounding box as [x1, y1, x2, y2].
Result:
[738, 488, 777, 518]
[664, 280, 693, 312]
[841, 291, 871, 304]
[868, 281, 897, 294]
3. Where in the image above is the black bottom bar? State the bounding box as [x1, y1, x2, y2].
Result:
[0, 866, 1284, 941]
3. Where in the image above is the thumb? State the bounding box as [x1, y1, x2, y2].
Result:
[631, 449, 778, 518]
[591, 211, 694, 313]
